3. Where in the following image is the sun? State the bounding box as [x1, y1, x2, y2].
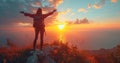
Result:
[58, 24, 65, 30]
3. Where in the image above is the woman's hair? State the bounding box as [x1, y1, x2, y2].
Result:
[36, 8, 42, 14]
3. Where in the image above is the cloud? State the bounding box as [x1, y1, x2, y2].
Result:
[97, 0, 106, 5]
[111, 0, 118, 3]
[93, 0, 106, 9]
[74, 18, 89, 24]
[31, 2, 41, 8]
[93, 4, 101, 9]
[64, 18, 90, 25]
[48, 0, 63, 8]
[78, 8, 87, 13]
[88, 4, 92, 8]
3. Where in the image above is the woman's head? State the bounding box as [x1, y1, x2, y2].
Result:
[36, 8, 42, 15]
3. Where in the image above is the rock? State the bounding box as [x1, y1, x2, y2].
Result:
[26, 49, 56, 63]
[26, 52, 38, 63]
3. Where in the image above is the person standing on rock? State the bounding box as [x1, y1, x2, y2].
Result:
[20, 8, 56, 50]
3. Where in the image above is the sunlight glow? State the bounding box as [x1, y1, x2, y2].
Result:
[59, 34, 66, 44]
[58, 24, 65, 30]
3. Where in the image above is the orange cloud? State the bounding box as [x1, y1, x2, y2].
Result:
[31, 2, 41, 7]
[48, 0, 63, 8]
[88, 4, 92, 8]
[93, 0, 105, 9]
[111, 0, 118, 3]
[78, 8, 87, 13]
[93, 4, 101, 9]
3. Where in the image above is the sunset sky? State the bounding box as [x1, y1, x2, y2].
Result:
[0, 0, 120, 27]
[0, 0, 120, 49]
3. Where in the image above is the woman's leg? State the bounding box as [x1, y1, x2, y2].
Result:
[40, 29, 45, 50]
[33, 28, 40, 50]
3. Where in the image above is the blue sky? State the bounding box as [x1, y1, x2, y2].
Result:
[57, 0, 120, 23]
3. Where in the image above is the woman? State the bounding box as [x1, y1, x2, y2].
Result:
[20, 8, 56, 50]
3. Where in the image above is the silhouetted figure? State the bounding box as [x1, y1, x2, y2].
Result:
[20, 8, 56, 50]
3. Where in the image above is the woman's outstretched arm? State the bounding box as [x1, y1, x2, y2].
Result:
[20, 11, 34, 18]
[43, 9, 56, 18]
